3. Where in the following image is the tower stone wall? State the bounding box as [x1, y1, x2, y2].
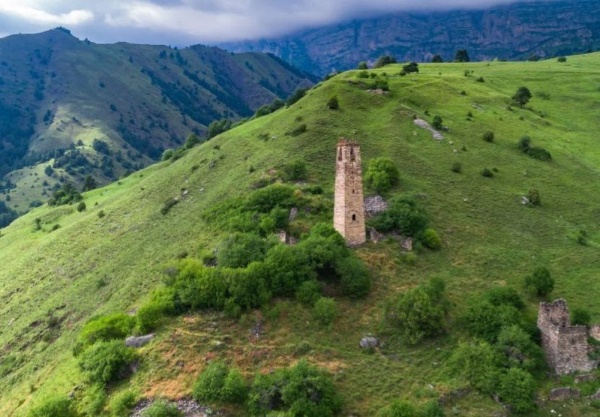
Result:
[538, 299, 598, 375]
[334, 139, 366, 246]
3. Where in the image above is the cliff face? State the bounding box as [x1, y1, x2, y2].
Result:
[222, 1, 600, 75]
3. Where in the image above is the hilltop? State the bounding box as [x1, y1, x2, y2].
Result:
[1, 53, 600, 416]
[0, 28, 315, 218]
[222, 0, 600, 75]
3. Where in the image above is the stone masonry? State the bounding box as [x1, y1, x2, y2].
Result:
[334, 139, 366, 246]
[538, 299, 598, 375]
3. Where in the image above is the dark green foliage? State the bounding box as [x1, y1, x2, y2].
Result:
[557, 56, 567, 63]
[296, 280, 323, 306]
[286, 123, 307, 136]
[486, 287, 525, 310]
[227, 262, 272, 310]
[358, 61, 368, 69]
[497, 368, 536, 414]
[109, 390, 138, 417]
[98, 210, 106, 219]
[402, 62, 419, 74]
[462, 298, 520, 343]
[421, 401, 444, 417]
[571, 308, 591, 326]
[173, 260, 229, 310]
[377, 400, 416, 417]
[390, 278, 448, 344]
[481, 168, 494, 177]
[160, 198, 179, 215]
[365, 157, 400, 194]
[92, 139, 111, 155]
[421, 228, 442, 250]
[142, 400, 183, 417]
[193, 362, 248, 404]
[476, 76, 485, 83]
[313, 297, 337, 325]
[217, 233, 270, 268]
[518, 136, 531, 152]
[184, 132, 202, 149]
[451, 340, 500, 393]
[28, 396, 77, 417]
[431, 115, 443, 130]
[78, 313, 135, 349]
[454, 49, 470, 62]
[79, 383, 107, 417]
[432, 54, 444, 63]
[451, 162, 462, 173]
[161, 149, 174, 161]
[524, 267, 554, 297]
[496, 325, 543, 372]
[282, 161, 308, 182]
[483, 131, 494, 142]
[286, 88, 308, 107]
[207, 119, 232, 139]
[48, 182, 82, 206]
[369, 196, 429, 237]
[527, 188, 541, 206]
[136, 289, 176, 334]
[374, 55, 397, 68]
[254, 99, 285, 118]
[0, 200, 18, 228]
[335, 256, 371, 299]
[327, 96, 339, 109]
[247, 360, 342, 417]
[527, 146, 552, 161]
[78, 340, 137, 384]
[357, 70, 369, 79]
[512, 86, 532, 108]
[77, 202, 86, 212]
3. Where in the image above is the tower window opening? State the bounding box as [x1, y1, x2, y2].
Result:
[352, 214, 357, 221]
[338, 148, 342, 161]
[350, 147, 355, 161]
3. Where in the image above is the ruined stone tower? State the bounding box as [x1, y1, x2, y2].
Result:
[334, 139, 366, 245]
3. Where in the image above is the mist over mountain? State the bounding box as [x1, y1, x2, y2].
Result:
[221, 0, 600, 75]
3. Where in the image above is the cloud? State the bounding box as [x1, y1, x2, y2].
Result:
[0, 0, 552, 45]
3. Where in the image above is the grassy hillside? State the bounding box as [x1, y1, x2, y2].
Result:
[0, 28, 315, 216]
[1, 53, 600, 416]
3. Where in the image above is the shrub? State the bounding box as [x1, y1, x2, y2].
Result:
[527, 188, 541, 206]
[518, 136, 531, 152]
[313, 297, 337, 326]
[421, 228, 441, 250]
[282, 161, 308, 182]
[481, 168, 494, 177]
[336, 256, 371, 299]
[497, 368, 536, 413]
[161, 149, 174, 161]
[109, 389, 139, 417]
[286, 88, 308, 107]
[431, 115, 443, 130]
[483, 131, 494, 142]
[160, 198, 179, 215]
[524, 267, 554, 297]
[326, 96, 339, 109]
[29, 397, 77, 417]
[217, 233, 269, 268]
[476, 76, 485, 82]
[462, 298, 520, 342]
[377, 400, 416, 417]
[557, 56, 567, 63]
[365, 157, 400, 194]
[527, 147, 551, 161]
[402, 62, 419, 74]
[497, 325, 543, 372]
[77, 202, 86, 212]
[80, 383, 107, 416]
[358, 61, 368, 70]
[78, 313, 135, 348]
[486, 286, 525, 310]
[357, 70, 369, 79]
[78, 340, 137, 385]
[142, 400, 183, 417]
[451, 340, 500, 394]
[222, 368, 248, 403]
[98, 210, 106, 219]
[571, 308, 591, 326]
[374, 55, 397, 68]
[184, 133, 201, 149]
[193, 362, 247, 404]
[296, 280, 322, 306]
[286, 123, 307, 136]
[370, 196, 429, 236]
[248, 360, 342, 417]
[451, 162, 462, 173]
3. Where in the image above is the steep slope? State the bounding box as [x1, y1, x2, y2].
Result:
[1, 54, 600, 416]
[222, 0, 600, 75]
[0, 28, 315, 217]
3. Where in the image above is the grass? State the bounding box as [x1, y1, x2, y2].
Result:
[1, 53, 600, 416]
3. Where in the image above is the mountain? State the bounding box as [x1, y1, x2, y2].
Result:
[0, 28, 315, 220]
[1, 53, 600, 416]
[221, 0, 600, 75]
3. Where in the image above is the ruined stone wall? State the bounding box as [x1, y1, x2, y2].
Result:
[334, 139, 366, 246]
[591, 325, 600, 341]
[538, 299, 595, 375]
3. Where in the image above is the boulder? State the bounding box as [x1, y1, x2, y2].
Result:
[359, 336, 379, 349]
[125, 334, 154, 348]
[548, 387, 580, 401]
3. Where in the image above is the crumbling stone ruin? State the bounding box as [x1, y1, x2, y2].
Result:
[334, 139, 366, 246]
[537, 299, 599, 375]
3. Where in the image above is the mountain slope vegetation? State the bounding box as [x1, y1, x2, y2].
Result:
[1, 53, 600, 416]
[0, 28, 315, 217]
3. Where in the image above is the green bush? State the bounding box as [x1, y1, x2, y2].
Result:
[161, 149, 174, 161]
[77, 202, 86, 212]
[79, 383, 107, 416]
[370, 196, 429, 236]
[248, 360, 342, 417]
[365, 157, 400, 194]
[421, 228, 441, 250]
[518, 136, 531, 152]
[358, 61, 368, 69]
[282, 161, 308, 182]
[227, 262, 271, 310]
[527, 188, 541, 206]
[483, 131, 494, 142]
[524, 267, 554, 297]
[462, 298, 520, 343]
[173, 260, 229, 310]
[451, 340, 500, 394]
[78, 313, 135, 348]
[432, 115, 443, 130]
[193, 362, 247, 404]
[481, 168, 494, 177]
[217, 233, 270, 268]
[222, 368, 248, 404]
[374, 55, 397, 68]
[451, 162, 462, 173]
[486, 287, 525, 310]
[296, 280, 322, 306]
[571, 308, 592, 326]
[184, 133, 201, 149]
[496, 325, 543, 372]
[527, 146, 552, 161]
[336, 256, 371, 299]
[497, 368, 536, 414]
[377, 400, 416, 417]
[142, 400, 183, 417]
[29, 396, 77, 417]
[313, 297, 337, 326]
[160, 198, 179, 215]
[327, 96, 339, 109]
[78, 340, 137, 385]
[109, 389, 139, 417]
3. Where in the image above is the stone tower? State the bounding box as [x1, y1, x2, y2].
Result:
[334, 139, 366, 245]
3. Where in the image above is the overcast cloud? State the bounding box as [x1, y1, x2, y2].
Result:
[0, 0, 551, 45]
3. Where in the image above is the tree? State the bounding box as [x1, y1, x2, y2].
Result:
[451, 340, 500, 393]
[402, 62, 419, 73]
[524, 266, 554, 297]
[184, 132, 201, 149]
[78, 340, 137, 384]
[358, 61, 368, 70]
[207, 119, 232, 139]
[83, 175, 97, 192]
[364, 157, 400, 194]
[497, 368, 536, 413]
[431, 54, 443, 63]
[454, 49, 470, 62]
[512, 86, 532, 108]
[374, 55, 397, 68]
[431, 115, 443, 130]
[326, 96, 339, 109]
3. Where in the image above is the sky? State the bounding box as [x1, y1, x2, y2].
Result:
[0, 0, 546, 46]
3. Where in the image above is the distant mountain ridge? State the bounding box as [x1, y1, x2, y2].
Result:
[0, 28, 315, 218]
[221, 0, 600, 75]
